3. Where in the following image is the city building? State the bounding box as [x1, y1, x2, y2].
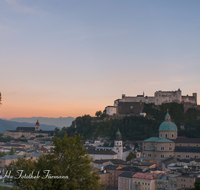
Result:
[142, 112, 200, 161]
[3, 120, 52, 139]
[87, 129, 131, 161]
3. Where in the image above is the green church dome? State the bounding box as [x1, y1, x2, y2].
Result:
[116, 129, 121, 135]
[159, 121, 178, 131]
[159, 112, 178, 131]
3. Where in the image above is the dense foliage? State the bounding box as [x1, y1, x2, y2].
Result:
[55, 103, 200, 141]
[126, 152, 136, 161]
[6, 134, 101, 190]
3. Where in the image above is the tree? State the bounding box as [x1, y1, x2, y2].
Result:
[126, 152, 136, 161]
[95, 111, 102, 118]
[191, 182, 200, 190]
[6, 134, 101, 190]
[0, 152, 6, 158]
[9, 148, 15, 155]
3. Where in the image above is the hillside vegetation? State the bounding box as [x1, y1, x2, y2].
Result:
[56, 103, 200, 141]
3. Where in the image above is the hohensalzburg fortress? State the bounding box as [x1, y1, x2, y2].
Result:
[106, 89, 198, 116]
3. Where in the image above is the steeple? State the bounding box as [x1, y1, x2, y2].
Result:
[116, 128, 122, 140]
[165, 109, 171, 121]
[35, 120, 40, 131]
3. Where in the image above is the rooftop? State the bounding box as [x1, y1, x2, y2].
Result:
[132, 173, 155, 180]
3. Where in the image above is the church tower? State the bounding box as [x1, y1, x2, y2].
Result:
[159, 112, 178, 139]
[113, 129, 123, 160]
[35, 120, 40, 131]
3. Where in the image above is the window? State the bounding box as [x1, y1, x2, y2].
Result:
[148, 183, 150, 186]
[155, 154, 157, 157]
[195, 156, 198, 158]
[161, 155, 164, 158]
[145, 183, 147, 185]
[186, 155, 190, 158]
[165, 134, 168, 138]
[169, 147, 172, 150]
[172, 134, 174, 138]
[148, 154, 151, 157]
[177, 155, 181, 158]
[123, 184, 125, 187]
[188, 145, 190, 146]
[123, 180, 125, 183]
[127, 185, 128, 188]
[161, 147, 164, 150]
[160, 134, 162, 137]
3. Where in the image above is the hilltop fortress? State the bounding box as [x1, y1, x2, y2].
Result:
[106, 89, 199, 116]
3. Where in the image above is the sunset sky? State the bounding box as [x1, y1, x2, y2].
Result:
[0, 0, 200, 119]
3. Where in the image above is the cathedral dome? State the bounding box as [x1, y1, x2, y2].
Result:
[159, 112, 178, 132]
[159, 121, 177, 131]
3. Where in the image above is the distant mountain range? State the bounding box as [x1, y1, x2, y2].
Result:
[0, 117, 75, 134]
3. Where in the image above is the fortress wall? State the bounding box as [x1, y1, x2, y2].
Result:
[112, 90, 198, 114]
[182, 94, 197, 104]
[154, 90, 182, 105]
[183, 103, 200, 113]
[119, 95, 155, 104]
[117, 102, 144, 115]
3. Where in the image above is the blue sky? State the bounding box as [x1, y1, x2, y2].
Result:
[0, 0, 200, 118]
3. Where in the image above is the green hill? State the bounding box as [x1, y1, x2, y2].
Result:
[56, 103, 200, 140]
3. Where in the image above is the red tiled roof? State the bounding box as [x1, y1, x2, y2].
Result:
[132, 173, 155, 180]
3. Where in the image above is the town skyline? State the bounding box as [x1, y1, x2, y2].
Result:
[0, 0, 200, 119]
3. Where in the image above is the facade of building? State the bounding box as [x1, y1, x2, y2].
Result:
[118, 172, 134, 190]
[88, 130, 131, 161]
[131, 173, 155, 190]
[3, 120, 52, 139]
[176, 173, 199, 189]
[105, 106, 117, 116]
[142, 112, 200, 160]
[106, 89, 198, 116]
